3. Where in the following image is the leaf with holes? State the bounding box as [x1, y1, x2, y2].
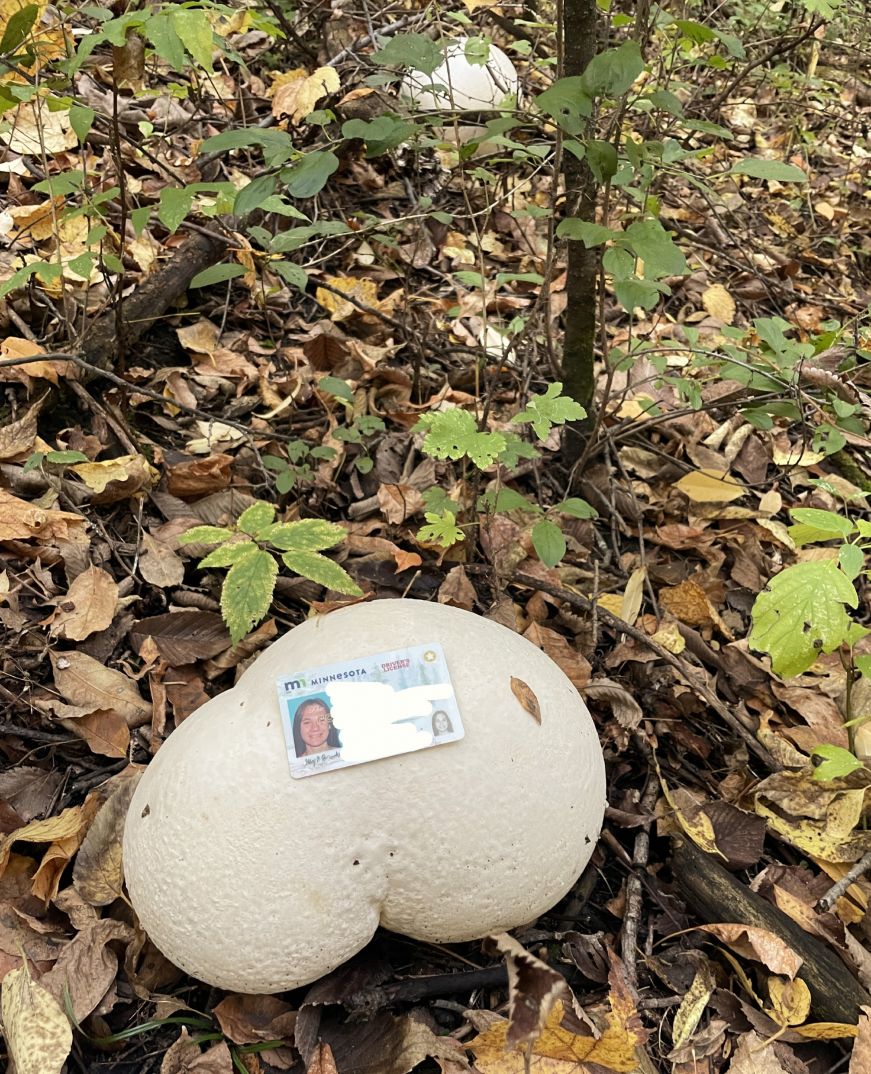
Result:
[749, 561, 857, 677]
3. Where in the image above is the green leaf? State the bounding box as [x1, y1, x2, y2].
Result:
[624, 217, 687, 278]
[341, 116, 416, 157]
[171, 9, 215, 71]
[234, 173, 278, 217]
[416, 409, 507, 470]
[44, 450, 89, 465]
[479, 487, 534, 514]
[199, 540, 259, 568]
[189, 263, 247, 287]
[534, 77, 592, 134]
[418, 510, 464, 548]
[581, 41, 644, 98]
[266, 519, 346, 552]
[319, 376, 354, 402]
[69, 104, 95, 143]
[281, 550, 362, 595]
[512, 382, 586, 440]
[856, 654, 871, 678]
[839, 543, 865, 581]
[272, 260, 309, 292]
[158, 187, 194, 233]
[221, 550, 278, 643]
[586, 139, 618, 182]
[0, 4, 38, 54]
[728, 159, 808, 183]
[556, 219, 621, 247]
[178, 525, 235, 546]
[749, 561, 858, 677]
[556, 497, 598, 519]
[372, 33, 443, 74]
[238, 501, 276, 538]
[144, 12, 186, 70]
[811, 745, 863, 782]
[788, 508, 854, 547]
[532, 519, 566, 567]
[284, 151, 339, 198]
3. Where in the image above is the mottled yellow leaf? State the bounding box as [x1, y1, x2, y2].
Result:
[0, 960, 72, 1074]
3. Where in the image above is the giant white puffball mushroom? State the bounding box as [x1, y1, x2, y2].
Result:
[123, 599, 605, 994]
[400, 37, 519, 112]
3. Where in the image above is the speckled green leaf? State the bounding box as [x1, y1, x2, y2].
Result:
[221, 550, 278, 643]
[198, 540, 258, 568]
[178, 525, 234, 546]
[281, 551, 362, 595]
[266, 519, 346, 552]
[237, 501, 276, 538]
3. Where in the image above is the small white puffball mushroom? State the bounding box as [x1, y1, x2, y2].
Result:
[400, 37, 519, 112]
[123, 599, 605, 994]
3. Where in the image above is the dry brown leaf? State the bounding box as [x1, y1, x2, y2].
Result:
[165, 454, 233, 499]
[765, 976, 811, 1027]
[849, 1006, 871, 1072]
[0, 959, 73, 1074]
[727, 1030, 789, 1074]
[0, 768, 63, 823]
[139, 533, 185, 588]
[50, 565, 119, 640]
[523, 622, 591, 691]
[438, 566, 476, 611]
[0, 805, 85, 876]
[307, 1042, 339, 1074]
[0, 397, 42, 459]
[161, 1029, 234, 1073]
[51, 651, 151, 727]
[696, 923, 802, 978]
[0, 489, 88, 544]
[73, 773, 142, 905]
[41, 917, 134, 1021]
[61, 708, 130, 759]
[659, 579, 734, 639]
[213, 993, 296, 1044]
[377, 483, 425, 524]
[510, 677, 542, 725]
[584, 679, 643, 730]
[487, 932, 567, 1048]
[394, 550, 422, 573]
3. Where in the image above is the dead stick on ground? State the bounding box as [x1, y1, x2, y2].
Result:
[817, 849, 871, 913]
[512, 571, 778, 772]
[621, 767, 660, 990]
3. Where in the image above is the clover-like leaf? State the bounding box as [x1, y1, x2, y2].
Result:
[417, 409, 507, 470]
[512, 382, 586, 441]
[418, 510, 465, 549]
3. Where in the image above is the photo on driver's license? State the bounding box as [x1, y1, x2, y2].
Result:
[277, 641, 464, 779]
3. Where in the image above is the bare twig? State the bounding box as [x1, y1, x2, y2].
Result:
[817, 850, 871, 913]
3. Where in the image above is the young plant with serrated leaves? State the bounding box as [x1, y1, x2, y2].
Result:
[414, 384, 596, 564]
[178, 502, 361, 643]
[748, 506, 871, 781]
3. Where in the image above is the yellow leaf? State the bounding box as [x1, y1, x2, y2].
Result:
[702, 284, 736, 324]
[272, 66, 340, 123]
[0, 804, 85, 872]
[70, 454, 158, 497]
[671, 963, 716, 1050]
[766, 976, 811, 1027]
[468, 998, 641, 1073]
[0, 960, 73, 1074]
[793, 1021, 858, 1039]
[676, 468, 745, 503]
[619, 566, 646, 627]
[316, 276, 380, 321]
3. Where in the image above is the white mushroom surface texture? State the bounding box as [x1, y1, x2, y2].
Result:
[123, 599, 606, 994]
[400, 37, 519, 112]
